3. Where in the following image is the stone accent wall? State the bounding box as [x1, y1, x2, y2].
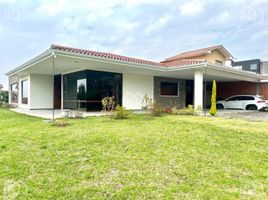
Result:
[154, 76, 186, 108]
[8, 75, 19, 104]
[9, 74, 19, 85]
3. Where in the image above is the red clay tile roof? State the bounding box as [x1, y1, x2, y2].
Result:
[51, 44, 161, 67]
[161, 59, 206, 67]
[51, 44, 206, 68]
[164, 45, 227, 61]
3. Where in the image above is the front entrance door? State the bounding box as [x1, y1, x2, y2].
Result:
[186, 80, 194, 107]
[54, 75, 62, 109]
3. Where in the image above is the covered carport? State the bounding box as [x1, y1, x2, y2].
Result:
[157, 63, 267, 109]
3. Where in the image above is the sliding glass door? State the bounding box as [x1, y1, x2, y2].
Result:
[63, 70, 122, 111]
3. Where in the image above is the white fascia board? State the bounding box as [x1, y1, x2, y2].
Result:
[167, 63, 267, 81]
[206, 64, 267, 80]
[5, 49, 53, 76]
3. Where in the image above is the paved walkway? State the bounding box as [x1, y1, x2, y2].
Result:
[11, 108, 105, 119]
[211, 109, 268, 121]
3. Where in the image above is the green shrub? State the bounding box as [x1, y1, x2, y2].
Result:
[102, 96, 115, 112]
[0, 101, 15, 109]
[178, 105, 195, 115]
[149, 102, 163, 117]
[53, 118, 71, 127]
[0, 91, 8, 103]
[171, 107, 179, 115]
[111, 105, 132, 119]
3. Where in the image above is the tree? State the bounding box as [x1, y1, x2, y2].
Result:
[209, 80, 217, 116]
[0, 91, 8, 103]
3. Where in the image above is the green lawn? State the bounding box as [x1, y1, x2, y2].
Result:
[0, 109, 267, 199]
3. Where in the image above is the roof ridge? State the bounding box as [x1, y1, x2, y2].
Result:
[179, 45, 222, 55]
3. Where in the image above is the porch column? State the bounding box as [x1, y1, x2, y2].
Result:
[194, 70, 203, 109]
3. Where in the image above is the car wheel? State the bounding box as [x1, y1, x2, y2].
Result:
[246, 105, 257, 110]
[216, 104, 224, 109]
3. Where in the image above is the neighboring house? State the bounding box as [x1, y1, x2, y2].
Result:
[6, 45, 267, 111]
[217, 59, 268, 100]
[161, 45, 232, 66]
[232, 59, 261, 74]
[261, 61, 268, 75]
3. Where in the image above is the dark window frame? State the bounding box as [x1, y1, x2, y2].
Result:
[10, 83, 18, 103]
[21, 79, 29, 104]
[160, 81, 179, 96]
[215, 60, 223, 65]
[250, 63, 257, 70]
[63, 70, 122, 111]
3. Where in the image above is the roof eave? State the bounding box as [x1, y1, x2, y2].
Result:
[5, 49, 53, 76]
[206, 63, 267, 80]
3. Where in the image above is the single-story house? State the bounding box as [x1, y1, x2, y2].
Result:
[6, 44, 268, 111]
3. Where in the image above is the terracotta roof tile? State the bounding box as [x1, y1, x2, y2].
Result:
[164, 45, 224, 61]
[161, 59, 206, 67]
[51, 44, 206, 68]
[51, 44, 161, 66]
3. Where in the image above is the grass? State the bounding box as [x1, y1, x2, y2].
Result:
[0, 109, 267, 199]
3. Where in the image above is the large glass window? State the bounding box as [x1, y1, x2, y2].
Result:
[63, 70, 122, 111]
[21, 80, 28, 104]
[11, 83, 18, 103]
[250, 63, 257, 70]
[160, 82, 179, 96]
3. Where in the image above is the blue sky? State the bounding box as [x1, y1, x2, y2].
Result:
[1, 0, 268, 89]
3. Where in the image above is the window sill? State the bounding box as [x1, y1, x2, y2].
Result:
[160, 95, 180, 97]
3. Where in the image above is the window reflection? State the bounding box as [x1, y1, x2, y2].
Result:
[63, 70, 122, 111]
[21, 80, 28, 104]
[77, 79, 87, 110]
[11, 83, 18, 103]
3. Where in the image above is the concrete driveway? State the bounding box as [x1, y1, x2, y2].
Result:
[215, 109, 268, 121]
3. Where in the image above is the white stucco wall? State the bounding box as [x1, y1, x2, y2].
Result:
[30, 74, 53, 109]
[122, 73, 154, 110]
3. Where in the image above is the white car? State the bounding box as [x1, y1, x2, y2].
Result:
[216, 95, 268, 111]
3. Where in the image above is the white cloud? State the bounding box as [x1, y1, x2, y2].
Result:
[250, 30, 268, 42]
[179, 0, 205, 16]
[125, 0, 173, 7]
[219, 12, 230, 23]
[35, 0, 67, 16]
[145, 14, 173, 35]
[207, 11, 231, 25]
[113, 19, 140, 32]
[260, 46, 268, 60]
